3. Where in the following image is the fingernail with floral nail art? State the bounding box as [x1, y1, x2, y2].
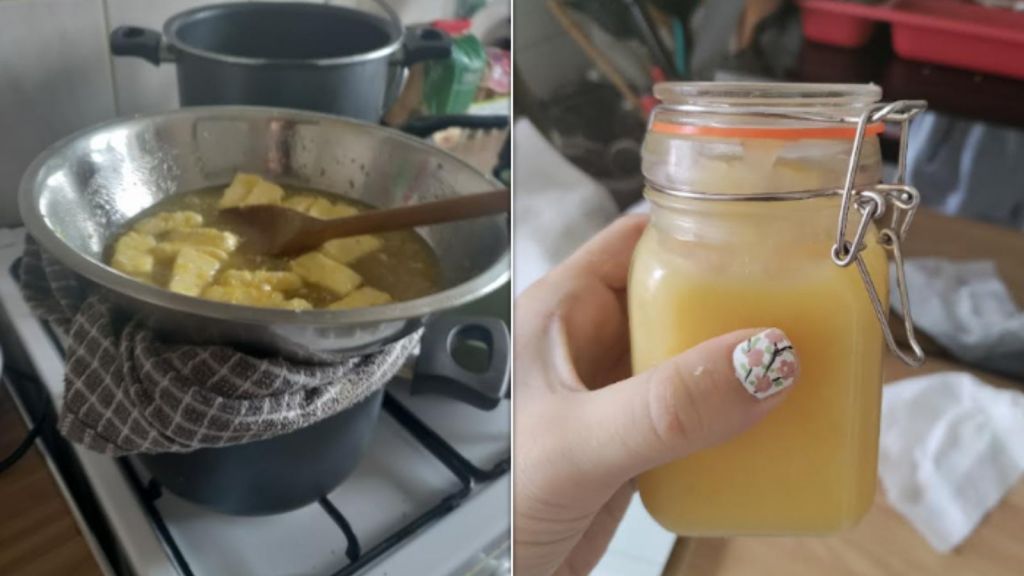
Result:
[732, 329, 798, 399]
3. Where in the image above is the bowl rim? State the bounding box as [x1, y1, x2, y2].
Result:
[18, 105, 510, 326]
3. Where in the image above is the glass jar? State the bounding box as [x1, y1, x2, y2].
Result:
[629, 83, 926, 535]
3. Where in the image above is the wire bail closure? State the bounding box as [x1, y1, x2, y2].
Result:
[831, 100, 927, 367]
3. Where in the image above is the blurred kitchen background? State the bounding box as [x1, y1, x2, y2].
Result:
[514, 1, 1024, 575]
[515, 0, 1024, 222]
[0, 0, 511, 228]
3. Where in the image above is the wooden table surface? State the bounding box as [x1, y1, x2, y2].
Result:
[901, 208, 1024, 305]
[666, 208, 1024, 576]
[0, 385, 101, 575]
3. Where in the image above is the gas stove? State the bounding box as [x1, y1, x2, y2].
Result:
[0, 228, 510, 576]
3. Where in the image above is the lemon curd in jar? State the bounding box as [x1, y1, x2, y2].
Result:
[629, 83, 890, 535]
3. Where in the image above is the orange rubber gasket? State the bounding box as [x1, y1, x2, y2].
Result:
[650, 121, 886, 140]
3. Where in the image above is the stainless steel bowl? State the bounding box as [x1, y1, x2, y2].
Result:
[19, 106, 509, 359]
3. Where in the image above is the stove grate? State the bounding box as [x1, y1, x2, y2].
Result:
[117, 391, 509, 576]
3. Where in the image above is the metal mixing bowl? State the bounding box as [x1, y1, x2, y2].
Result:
[19, 106, 509, 359]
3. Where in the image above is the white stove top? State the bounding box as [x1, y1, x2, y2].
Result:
[0, 228, 510, 576]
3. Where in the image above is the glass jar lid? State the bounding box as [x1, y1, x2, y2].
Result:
[654, 81, 880, 107]
[650, 82, 885, 141]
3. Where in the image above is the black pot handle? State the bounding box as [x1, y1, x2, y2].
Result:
[110, 26, 171, 66]
[411, 316, 509, 411]
[382, 26, 451, 116]
[398, 114, 509, 138]
[402, 25, 452, 66]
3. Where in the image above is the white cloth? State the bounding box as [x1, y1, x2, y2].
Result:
[879, 372, 1024, 552]
[891, 258, 1024, 378]
[512, 118, 619, 295]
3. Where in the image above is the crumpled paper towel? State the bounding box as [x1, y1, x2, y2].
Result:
[891, 258, 1024, 378]
[879, 371, 1024, 552]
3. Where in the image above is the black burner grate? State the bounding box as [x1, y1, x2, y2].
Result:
[118, 391, 508, 576]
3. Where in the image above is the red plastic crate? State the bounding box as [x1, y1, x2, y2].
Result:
[888, 0, 1024, 81]
[798, 0, 1024, 81]
[798, 0, 891, 48]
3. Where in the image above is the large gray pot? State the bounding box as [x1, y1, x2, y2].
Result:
[19, 106, 509, 360]
[110, 1, 451, 121]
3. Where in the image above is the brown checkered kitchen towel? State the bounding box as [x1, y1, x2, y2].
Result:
[19, 237, 420, 456]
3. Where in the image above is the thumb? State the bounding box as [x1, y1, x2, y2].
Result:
[570, 328, 799, 488]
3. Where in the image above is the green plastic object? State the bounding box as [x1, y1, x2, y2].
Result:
[423, 34, 487, 115]
[457, 0, 487, 18]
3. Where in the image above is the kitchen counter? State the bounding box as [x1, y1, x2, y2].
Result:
[665, 208, 1024, 576]
[0, 385, 102, 576]
[902, 208, 1024, 303]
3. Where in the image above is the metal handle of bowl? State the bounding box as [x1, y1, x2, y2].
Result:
[411, 316, 509, 411]
[110, 26, 175, 66]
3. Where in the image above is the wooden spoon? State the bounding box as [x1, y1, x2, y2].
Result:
[219, 189, 509, 257]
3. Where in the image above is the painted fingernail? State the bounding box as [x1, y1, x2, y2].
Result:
[732, 328, 798, 399]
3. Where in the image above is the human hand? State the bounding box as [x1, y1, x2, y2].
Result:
[513, 215, 799, 575]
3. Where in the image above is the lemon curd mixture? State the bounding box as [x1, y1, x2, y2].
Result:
[630, 133, 888, 535]
[108, 173, 441, 310]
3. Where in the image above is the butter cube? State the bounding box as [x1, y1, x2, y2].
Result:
[219, 173, 262, 208]
[133, 211, 203, 236]
[218, 270, 303, 292]
[169, 247, 221, 296]
[307, 198, 358, 220]
[202, 285, 312, 310]
[283, 195, 318, 213]
[278, 298, 313, 311]
[152, 243, 229, 262]
[320, 235, 383, 265]
[328, 286, 392, 310]
[115, 230, 157, 253]
[289, 252, 362, 297]
[111, 231, 156, 278]
[202, 284, 281, 305]
[166, 227, 239, 253]
[241, 180, 284, 206]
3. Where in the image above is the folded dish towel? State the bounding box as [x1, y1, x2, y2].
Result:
[18, 237, 420, 456]
[879, 371, 1024, 552]
[891, 258, 1024, 378]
